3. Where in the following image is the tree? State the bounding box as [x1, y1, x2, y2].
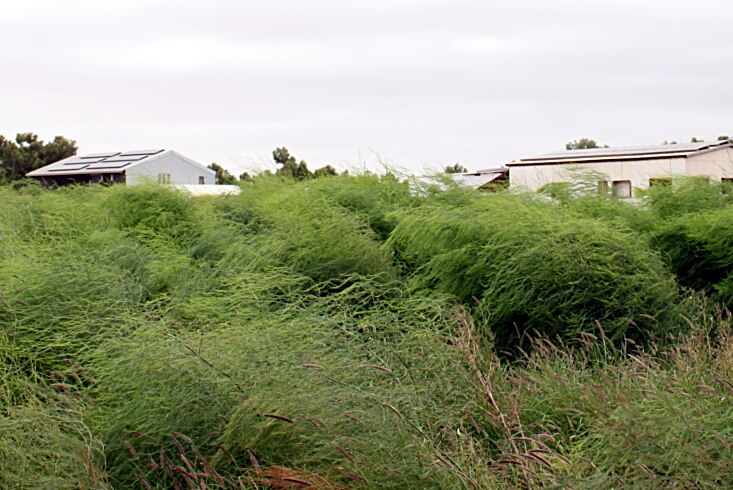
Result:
[444, 163, 467, 174]
[691, 137, 703, 143]
[207, 163, 238, 185]
[313, 165, 338, 178]
[273, 147, 313, 181]
[566, 138, 608, 150]
[718, 135, 730, 141]
[271, 147, 342, 180]
[0, 132, 77, 182]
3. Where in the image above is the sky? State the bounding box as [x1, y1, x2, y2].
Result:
[2, 0, 732, 176]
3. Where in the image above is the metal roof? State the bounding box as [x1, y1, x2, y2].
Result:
[450, 168, 507, 188]
[508, 140, 733, 166]
[27, 149, 167, 176]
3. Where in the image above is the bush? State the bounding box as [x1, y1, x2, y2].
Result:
[653, 205, 733, 305]
[644, 177, 733, 219]
[389, 193, 683, 348]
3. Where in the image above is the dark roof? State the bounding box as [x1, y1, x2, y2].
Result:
[508, 140, 733, 166]
[27, 149, 166, 176]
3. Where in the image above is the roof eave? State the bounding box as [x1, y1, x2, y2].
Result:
[507, 153, 691, 166]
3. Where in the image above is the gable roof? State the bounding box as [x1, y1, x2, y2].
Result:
[507, 140, 733, 166]
[26, 149, 215, 177]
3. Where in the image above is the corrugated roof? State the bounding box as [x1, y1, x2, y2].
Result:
[508, 140, 733, 166]
[27, 149, 165, 176]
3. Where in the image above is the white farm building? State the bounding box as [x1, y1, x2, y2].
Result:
[507, 140, 733, 197]
[27, 149, 216, 186]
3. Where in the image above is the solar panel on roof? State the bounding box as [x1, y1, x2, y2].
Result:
[81, 152, 120, 159]
[101, 155, 147, 163]
[64, 157, 105, 165]
[85, 161, 136, 169]
[49, 164, 89, 171]
[119, 149, 164, 157]
[521, 141, 733, 162]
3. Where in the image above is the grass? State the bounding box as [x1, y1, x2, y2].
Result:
[1, 175, 733, 488]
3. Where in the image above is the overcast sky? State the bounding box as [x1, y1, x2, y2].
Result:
[2, 0, 732, 175]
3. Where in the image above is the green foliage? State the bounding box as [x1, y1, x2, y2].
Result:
[444, 163, 467, 174]
[273, 146, 313, 180]
[0, 336, 109, 489]
[207, 162, 238, 184]
[565, 138, 608, 150]
[4, 176, 733, 489]
[313, 164, 338, 178]
[644, 176, 733, 219]
[0, 132, 77, 182]
[388, 193, 682, 348]
[102, 183, 198, 245]
[653, 206, 733, 304]
[272, 146, 342, 181]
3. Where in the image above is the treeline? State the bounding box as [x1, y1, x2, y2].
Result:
[0, 131, 342, 186]
[0, 132, 77, 182]
[209, 146, 342, 184]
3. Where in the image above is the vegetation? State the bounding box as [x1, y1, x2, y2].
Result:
[565, 138, 608, 150]
[209, 147, 341, 185]
[2, 175, 733, 488]
[0, 132, 77, 182]
[444, 163, 468, 174]
[208, 163, 239, 185]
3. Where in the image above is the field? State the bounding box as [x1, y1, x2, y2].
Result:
[2, 176, 733, 489]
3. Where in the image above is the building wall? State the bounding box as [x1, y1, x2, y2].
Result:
[125, 153, 215, 185]
[685, 147, 733, 180]
[509, 157, 687, 193]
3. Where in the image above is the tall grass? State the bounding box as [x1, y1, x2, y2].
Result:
[388, 192, 684, 349]
[2, 176, 733, 488]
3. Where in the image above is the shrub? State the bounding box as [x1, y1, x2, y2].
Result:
[644, 176, 733, 219]
[653, 205, 733, 305]
[389, 193, 683, 348]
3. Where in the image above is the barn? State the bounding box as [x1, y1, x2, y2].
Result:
[507, 140, 733, 196]
[26, 149, 216, 186]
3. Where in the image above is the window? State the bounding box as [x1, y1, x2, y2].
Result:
[198, 176, 205, 184]
[611, 180, 632, 198]
[649, 178, 671, 187]
[722, 178, 733, 195]
[597, 180, 608, 194]
[158, 173, 171, 184]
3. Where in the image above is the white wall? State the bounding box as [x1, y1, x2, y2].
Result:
[685, 147, 733, 179]
[509, 157, 686, 193]
[125, 152, 215, 185]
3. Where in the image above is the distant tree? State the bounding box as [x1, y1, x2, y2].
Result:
[718, 135, 730, 141]
[662, 140, 679, 145]
[0, 132, 77, 182]
[691, 137, 703, 143]
[207, 162, 238, 185]
[273, 147, 313, 181]
[313, 165, 338, 178]
[239, 172, 254, 182]
[566, 138, 608, 150]
[270, 147, 343, 180]
[444, 163, 467, 174]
